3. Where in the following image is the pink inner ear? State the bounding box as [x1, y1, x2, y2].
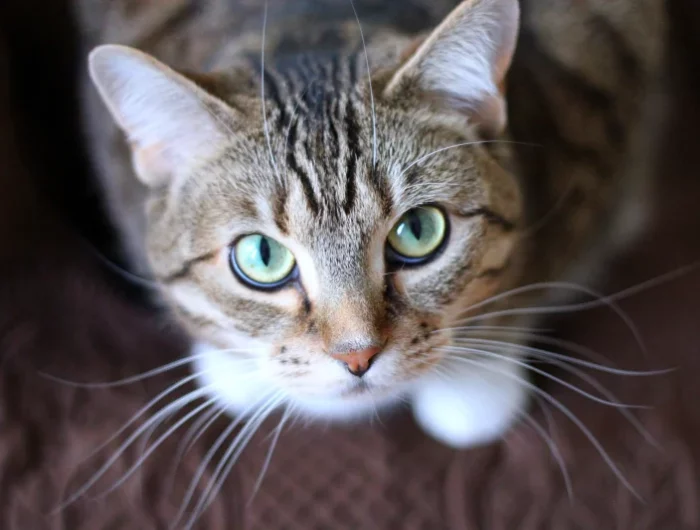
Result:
[132, 141, 172, 188]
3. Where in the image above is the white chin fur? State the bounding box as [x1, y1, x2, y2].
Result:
[191, 342, 399, 421]
[192, 342, 527, 448]
[409, 357, 529, 449]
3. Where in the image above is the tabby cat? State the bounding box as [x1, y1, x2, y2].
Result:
[76, 0, 667, 447]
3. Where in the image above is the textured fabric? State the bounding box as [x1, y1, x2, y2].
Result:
[1, 0, 700, 528]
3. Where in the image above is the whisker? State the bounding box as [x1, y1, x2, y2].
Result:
[515, 175, 576, 239]
[349, 0, 377, 168]
[453, 337, 673, 376]
[452, 340, 661, 447]
[365, 386, 386, 428]
[550, 360, 660, 449]
[516, 409, 574, 502]
[165, 402, 225, 494]
[440, 355, 642, 500]
[82, 240, 160, 289]
[39, 348, 260, 389]
[454, 328, 614, 366]
[399, 140, 539, 179]
[453, 281, 648, 356]
[455, 263, 700, 355]
[52, 386, 210, 513]
[441, 347, 646, 409]
[284, 82, 315, 158]
[96, 397, 221, 498]
[260, 0, 281, 180]
[72, 372, 206, 469]
[39, 352, 243, 389]
[134, 406, 178, 498]
[185, 393, 285, 529]
[171, 390, 282, 529]
[435, 324, 550, 336]
[251, 405, 292, 499]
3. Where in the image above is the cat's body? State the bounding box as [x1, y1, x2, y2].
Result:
[76, 0, 667, 447]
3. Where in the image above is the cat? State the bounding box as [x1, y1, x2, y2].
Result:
[76, 0, 667, 448]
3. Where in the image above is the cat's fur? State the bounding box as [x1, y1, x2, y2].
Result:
[76, 0, 667, 447]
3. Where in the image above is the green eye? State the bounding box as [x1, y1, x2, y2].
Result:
[387, 206, 448, 263]
[231, 234, 296, 288]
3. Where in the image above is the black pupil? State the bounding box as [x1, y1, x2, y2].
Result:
[259, 237, 271, 266]
[407, 211, 422, 240]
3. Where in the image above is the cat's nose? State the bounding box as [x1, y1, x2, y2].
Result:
[330, 346, 382, 377]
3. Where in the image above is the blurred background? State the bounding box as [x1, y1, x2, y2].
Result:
[1, 0, 699, 528]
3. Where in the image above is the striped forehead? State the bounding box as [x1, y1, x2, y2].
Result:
[257, 53, 392, 220]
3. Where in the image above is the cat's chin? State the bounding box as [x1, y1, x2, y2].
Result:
[290, 391, 402, 422]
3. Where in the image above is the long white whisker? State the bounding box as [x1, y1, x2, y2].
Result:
[40, 349, 258, 388]
[516, 410, 573, 502]
[251, 405, 292, 499]
[96, 397, 220, 498]
[84, 241, 160, 289]
[442, 347, 646, 409]
[452, 339, 661, 447]
[164, 402, 225, 495]
[52, 387, 210, 513]
[452, 280, 649, 356]
[365, 386, 386, 428]
[260, 0, 281, 180]
[454, 337, 672, 376]
[442, 355, 642, 500]
[349, 0, 377, 168]
[185, 394, 285, 529]
[203, 398, 283, 508]
[437, 324, 551, 335]
[453, 328, 614, 366]
[133, 405, 178, 499]
[72, 372, 206, 469]
[171, 390, 282, 529]
[183, 404, 229, 456]
[550, 359, 660, 449]
[399, 140, 537, 178]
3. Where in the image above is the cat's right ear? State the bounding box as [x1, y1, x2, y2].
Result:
[89, 45, 233, 188]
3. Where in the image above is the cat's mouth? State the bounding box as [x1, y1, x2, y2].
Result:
[342, 379, 371, 397]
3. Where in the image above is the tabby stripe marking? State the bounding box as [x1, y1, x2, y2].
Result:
[286, 119, 320, 213]
[157, 250, 219, 284]
[343, 98, 361, 213]
[589, 14, 641, 83]
[457, 208, 516, 231]
[476, 261, 511, 279]
[262, 67, 287, 128]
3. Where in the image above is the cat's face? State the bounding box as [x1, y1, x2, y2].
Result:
[89, 0, 522, 417]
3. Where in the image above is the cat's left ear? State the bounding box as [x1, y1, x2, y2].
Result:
[89, 45, 233, 188]
[384, 0, 519, 136]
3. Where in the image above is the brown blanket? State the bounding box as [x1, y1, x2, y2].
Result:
[1, 1, 700, 528]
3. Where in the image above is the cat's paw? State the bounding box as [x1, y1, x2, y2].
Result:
[410, 359, 529, 448]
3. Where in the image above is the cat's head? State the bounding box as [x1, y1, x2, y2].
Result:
[89, 0, 523, 418]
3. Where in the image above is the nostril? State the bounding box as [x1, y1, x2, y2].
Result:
[347, 364, 370, 378]
[331, 346, 382, 377]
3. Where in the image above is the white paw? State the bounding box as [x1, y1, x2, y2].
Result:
[410, 358, 529, 448]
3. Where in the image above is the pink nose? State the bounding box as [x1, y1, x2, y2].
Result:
[330, 346, 382, 377]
